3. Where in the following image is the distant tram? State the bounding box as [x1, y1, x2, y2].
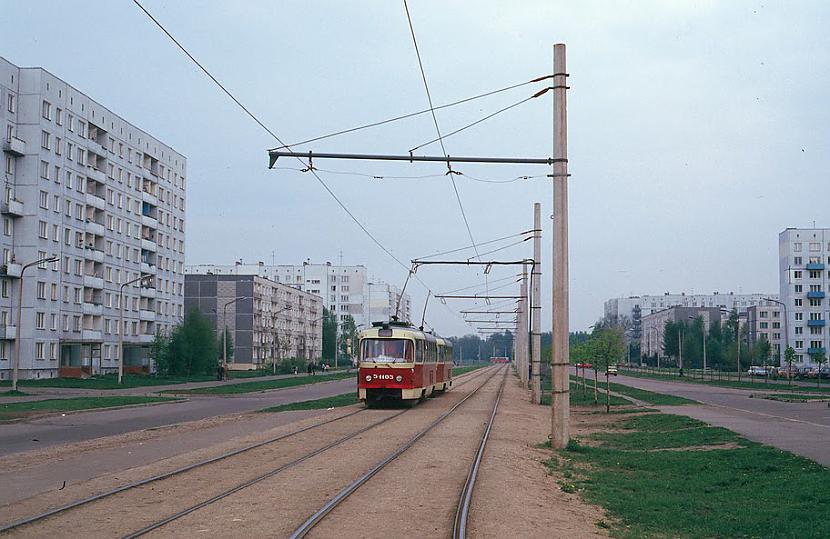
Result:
[357, 321, 454, 407]
[490, 356, 510, 364]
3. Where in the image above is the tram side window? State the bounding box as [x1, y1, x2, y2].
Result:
[362, 339, 413, 363]
[415, 341, 424, 363]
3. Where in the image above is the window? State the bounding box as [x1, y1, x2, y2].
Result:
[809, 242, 821, 252]
[35, 342, 45, 360]
[4, 155, 12, 175]
[39, 190, 48, 209]
[809, 298, 822, 307]
[794, 299, 802, 307]
[795, 313, 803, 321]
[795, 340, 803, 349]
[41, 130, 51, 150]
[67, 114, 74, 132]
[35, 312, 45, 329]
[795, 284, 803, 293]
[50, 342, 57, 360]
[793, 270, 802, 279]
[794, 256, 802, 265]
[38, 220, 48, 239]
[41, 100, 51, 120]
[793, 242, 802, 252]
[56, 108, 63, 126]
[759, 322, 768, 329]
[810, 327, 822, 335]
[55, 137, 62, 156]
[7, 94, 15, 113]
[36, 281, 46, 299]
[40, 160, 49, 180]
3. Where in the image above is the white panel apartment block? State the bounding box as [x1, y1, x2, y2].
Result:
[779, 228, 830, 366]
[0, 57, 186, 379]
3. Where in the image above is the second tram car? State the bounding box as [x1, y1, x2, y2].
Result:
[357, 321, 454, 407]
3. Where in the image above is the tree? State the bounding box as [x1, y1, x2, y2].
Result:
[165, 308, 220, 376]
[784, 346, 797, 388]
[811, 350, 828, 389]
[339, 314, 357, 364]
[588, 327, 625, 412]
[321, 308, 337, 361]
[149, 331, 172, 375]
[756, 336, 771, 385]
[222, 328, 234, 361]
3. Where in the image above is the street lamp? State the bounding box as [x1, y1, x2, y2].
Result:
[221, 296, 250, 371]
[647, 326, 660, 369]
[689, 315, 707, 374]
[12, 255, 59, 391]
[119, 274, 154, 384]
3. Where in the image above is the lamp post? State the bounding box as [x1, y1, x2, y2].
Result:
[689, 315, 707, 375]
[12, 255, 59, 391]
[647, 326, 660, 370]
[221, 296, 250, 372]
[721, 308, 742, 382]
[119, 274, 154, 384]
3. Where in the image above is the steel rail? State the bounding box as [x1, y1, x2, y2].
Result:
[289, 365, 508, 539]
[453, 367, 508, 538]
[124, 365, 496, 538]
[1, 366, 494, 535]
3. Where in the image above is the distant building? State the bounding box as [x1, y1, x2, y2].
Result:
[366, 279, 411, 326]
[746, 305, 783, 362]
[185, 261, 412, 331]
[779, 228, 830, 366]
[184, 274, 322, 368]
[605, 292, 779, 325]
[641, 306, 724, 360]
[0, 57, 186, 380]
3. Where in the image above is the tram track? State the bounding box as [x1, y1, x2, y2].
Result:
[289, 366, 509, 539]
[0, 365, 495, 537]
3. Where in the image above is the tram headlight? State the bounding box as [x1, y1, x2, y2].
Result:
[365, 375, 372, 382]
[395, 375, 403, 382]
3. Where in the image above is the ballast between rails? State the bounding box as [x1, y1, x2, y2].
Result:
[0, 365, 494, 536]
[290, 365, 509, 539]
[453, 367, 508, 538]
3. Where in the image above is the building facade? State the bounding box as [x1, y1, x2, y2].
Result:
[185, 261, 412, 330]
[641, 306, 724, 361]
[779, 228, 830, 366]
[746, 304, 783, 362]
[0, 57, 186, 379]
[184, 274, 322, 368]
[366, 279, 411, 326]
[605, 292, 779, 325]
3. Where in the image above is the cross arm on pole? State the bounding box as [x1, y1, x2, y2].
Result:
[268, 150, 563, 168]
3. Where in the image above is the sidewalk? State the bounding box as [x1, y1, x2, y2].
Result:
[2, 369, 352, 403]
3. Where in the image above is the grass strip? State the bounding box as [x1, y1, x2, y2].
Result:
[619, 368, 830, 394]
[0, 370, 282, 390]
[175, 372, 355, 395]
[453, 362, 491, 377]
[0, 390, 28, 397]
[259, 393, 359, 412]
[541, 381, 631, 406]
[0, 396, 178, 421]
[550, 413, 830, 538]
[755, 393, 830, 402]
[571, 375, 696, 405]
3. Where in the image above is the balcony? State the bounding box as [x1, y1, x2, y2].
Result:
[0, 325, 17, 339]
[87, 167, 106, 184]
[84, 192, 106, 210]
[3, 137, 25, 156]
[82, 302, 103, 316]
[141, 190, 159, 206]
[141, 238, 157, 252]
[807, 347, 826, 356]
[82, 329, 103, 341]
[141, 214, 158, 228]
[140, 262, 155, 274]
[140, 309, 156, 322]
[807, 291, 826, 299]
[807, 319, 826, 327]
[1, 199, 24, 217]
[140, 287, 157, 298]
[85, 248, 105, 263]
[806, 262, 825, 271]
[138, 334, 155, 344]
[83, 275, 104, 289]
[1, 263, 22, 278]
[86, 220, 106, 236]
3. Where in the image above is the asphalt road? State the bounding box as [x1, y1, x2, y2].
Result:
[594, 369, 830, 466]
[0, 377, 356, 456]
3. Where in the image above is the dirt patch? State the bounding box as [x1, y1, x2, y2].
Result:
[466, 378, 609, 538]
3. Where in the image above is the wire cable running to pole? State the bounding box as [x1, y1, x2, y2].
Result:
[415, 230, 536, 261]
[403, 0, 481, 263]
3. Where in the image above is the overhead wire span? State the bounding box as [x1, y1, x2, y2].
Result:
[403, 0, 481, 263]
[408, 94, 537, 153]
[414, 230, 533, 261]
[131, 0, 467, 328]
[440, 274, 520, 295]
[271, 76, 550, 150]
[468, 237, 532, 261]
[273, 166, 544, 184]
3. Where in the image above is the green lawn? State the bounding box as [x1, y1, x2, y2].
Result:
[0, 370, 288, 390]
[259, 392, 359, 412]
[173, 372, 355, 395]
[550, 413, 830, 538]
[0, 396, 179, 421]
[453, 362, 491, 377]
[619, 368, 830, 394]
[541, 379, 631, 407]
[571, 374, 697, 405]
[0, 390, 28, 397]
[755, 393, 830, 403]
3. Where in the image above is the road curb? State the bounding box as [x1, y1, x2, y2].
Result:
[0, 397, 188, 424]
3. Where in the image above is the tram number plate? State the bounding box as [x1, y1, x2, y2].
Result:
[369, 374, 395, 380]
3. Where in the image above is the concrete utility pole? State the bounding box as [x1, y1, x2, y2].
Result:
[119, 274, 153, 384]
[550, 43, 570, 449]
[531, 203, 542, 404]
[519, 265, 528, 389]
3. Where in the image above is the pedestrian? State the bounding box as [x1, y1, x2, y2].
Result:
[307, 362, 312, 376]
[217, 363, 224, 381]
[311, 362, 317, 376]
[222, 362, 229, 381]
[293, 365, 298, 376]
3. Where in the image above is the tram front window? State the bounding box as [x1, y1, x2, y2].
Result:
[361, 339, 413, 363]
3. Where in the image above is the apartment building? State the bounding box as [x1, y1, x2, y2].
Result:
[746, 304, 783, 362]
[0, 57, 186, 379]
[184, 274, 322, 368]
[185, 261, 412, 330]
[605, 292, 779, 324]
[640, 306, 724, 360]
[779, 228, 830, 366]
[366, 279, 411, 326]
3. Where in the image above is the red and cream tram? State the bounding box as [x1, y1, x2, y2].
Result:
[357, 321, 454, 407]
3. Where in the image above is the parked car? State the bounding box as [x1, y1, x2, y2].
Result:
[574, 362, 593, 369]
[747, 366, 768, 377]
[820, 366, 830, 379]
[776, 366, 799, 378]
[797, 366, 814, 379]
[606, 365, 618, 376]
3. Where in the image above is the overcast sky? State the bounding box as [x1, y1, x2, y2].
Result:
[2, 1, 828, 335]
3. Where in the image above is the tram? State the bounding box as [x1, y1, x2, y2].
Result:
[357, 321, 454, 407]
